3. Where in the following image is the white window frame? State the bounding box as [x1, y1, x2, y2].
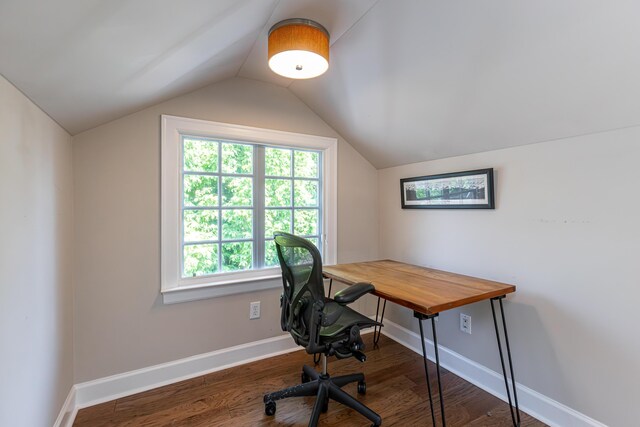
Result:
[161, 115, 337, 304]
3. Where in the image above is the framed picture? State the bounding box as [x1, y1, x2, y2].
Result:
[400, 168, 494, 209]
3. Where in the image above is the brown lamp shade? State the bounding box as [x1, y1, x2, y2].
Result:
[268, 19, 329, 79]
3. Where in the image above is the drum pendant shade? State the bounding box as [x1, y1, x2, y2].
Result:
[268, 19, 329, 79]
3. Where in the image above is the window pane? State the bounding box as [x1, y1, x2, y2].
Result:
[222, 177, 252, 206]
[294, 151, 319, 178]
[184, 210, 218, 242]
[265, 147, 291, 176]
[184, 175, 218, 207]
[265, 209, 292, 238]
[265, 179, 291, 207]
[222, 143, 252, 174]
[183, 138, 218, 172]
[183, 244, 218, 277]
[221, 242, 252, 272]
[221, 209, 252, 240]
[307, 237, 320, 250]
[294, 209, 319, 236]
[294, 180, 318, 207]
[264, 239, 279, 267]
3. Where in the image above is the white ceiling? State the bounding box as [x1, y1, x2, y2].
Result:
[2, 0, 640, 168]
[0, 0, 279, 134]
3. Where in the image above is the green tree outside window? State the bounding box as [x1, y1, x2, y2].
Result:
[181, 137, 321, 277]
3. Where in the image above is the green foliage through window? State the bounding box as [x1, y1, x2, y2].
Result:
[294, 209, 319, 236]
[184, 244, 218, 277]
[222, 143, 252, 174]
[184, 210, 218, 242]
[222, 242, 252, 272]
[184, 138, 218, 172]
[184, 175, 218, 207]
[222, 177, 252, 206]
[294, 180, 318, 207]
[181, 136, 321, 278]
[265, 147, 291, 176]
[265, 179, 291, 207]
[222, 210, 252, 240]
[295, 151, 319, 178]
[265, 209, 292, 238]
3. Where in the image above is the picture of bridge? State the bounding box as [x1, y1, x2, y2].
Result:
[401, 169, 494, 209]
[404, 176, 486, 202]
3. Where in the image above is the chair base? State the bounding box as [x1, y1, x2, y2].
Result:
[264, 364, 381, 427]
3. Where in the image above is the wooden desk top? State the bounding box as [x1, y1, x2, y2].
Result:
[323, 260, 515, 315]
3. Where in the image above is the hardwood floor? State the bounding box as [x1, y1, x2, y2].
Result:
[74, 335, 545, 426]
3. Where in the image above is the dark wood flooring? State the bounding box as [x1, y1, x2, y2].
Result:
[74, 335, 545, 426]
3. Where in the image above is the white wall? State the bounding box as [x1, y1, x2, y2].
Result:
[0, 75, 74, 426]
[378, 128, 640, 427]
[72, 77, 379, 382]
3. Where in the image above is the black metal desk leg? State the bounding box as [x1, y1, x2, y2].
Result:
[415, 312, 437, 426]
[327, 278, 333, 297]
[490, 296, 521, 427]
[373, 298, 386, 346]
[431, 315, 446, 427]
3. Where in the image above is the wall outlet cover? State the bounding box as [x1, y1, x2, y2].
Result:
[460, 313, 471, 334]
[250, 301, 261, 319]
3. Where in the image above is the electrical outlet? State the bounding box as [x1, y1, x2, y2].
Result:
[250, 301, 260, 319]
[460, 313, 471, 334]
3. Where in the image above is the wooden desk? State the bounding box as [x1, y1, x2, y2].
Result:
[323, 259, 515, 314]
[323, 260, 520, 427]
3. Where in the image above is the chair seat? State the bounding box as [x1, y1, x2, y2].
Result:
[320, 300, 378, 337]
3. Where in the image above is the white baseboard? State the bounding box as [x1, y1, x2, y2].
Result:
[52, 387, 77, 427]
[377, 318, 607, 427]
[73, 334, 299, 410]
[57, 321, 605, 427]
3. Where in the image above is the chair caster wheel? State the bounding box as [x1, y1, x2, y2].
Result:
[357, 380, 366, 395]
[265, 400, 276, 416]
[322, 401, 328, 413]
[301, 372, 310, 383]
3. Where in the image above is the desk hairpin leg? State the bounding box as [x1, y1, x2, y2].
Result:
[373, 297, 386, 346]
[490, 296, 521, 427]
[414, 312, 446, 427]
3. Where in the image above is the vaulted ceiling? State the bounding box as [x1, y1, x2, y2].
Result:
[2, 0, 639, 168]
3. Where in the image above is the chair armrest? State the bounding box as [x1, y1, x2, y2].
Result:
[334, 283, 375, 305]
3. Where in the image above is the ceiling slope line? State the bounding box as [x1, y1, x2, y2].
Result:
[281, 80, 377, 169]
[0, 71, 71, 136]
[280, 58, 640, 170]
[507, 122, 640, 152]
[328, 0, 383, 48]
[284, 0, 383, 89]
[235, 0, 282, 78]
[373, 121, 640, 171]
[123, 1, 258, 89]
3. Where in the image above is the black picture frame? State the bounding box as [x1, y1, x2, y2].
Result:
[400, 168, 495, 209]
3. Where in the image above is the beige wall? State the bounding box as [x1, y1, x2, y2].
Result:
[0, 75, 74, 426]
[378, 128, 640, 426]
[72, 77, 379, 382]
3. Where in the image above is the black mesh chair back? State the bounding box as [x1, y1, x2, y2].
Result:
[274, 232, 325, 351]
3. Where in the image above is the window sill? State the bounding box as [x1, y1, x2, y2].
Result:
[162, 273, 282, 304]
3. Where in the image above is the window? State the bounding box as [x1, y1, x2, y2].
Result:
[161, 115, 337, 303]
[181, 139, 323, 275]
[262, 147, 323, 268]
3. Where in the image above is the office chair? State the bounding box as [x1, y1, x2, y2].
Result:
[263, 232, 382, 427]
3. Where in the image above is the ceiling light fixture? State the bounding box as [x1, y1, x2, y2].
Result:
[268, 18, 329, 79]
